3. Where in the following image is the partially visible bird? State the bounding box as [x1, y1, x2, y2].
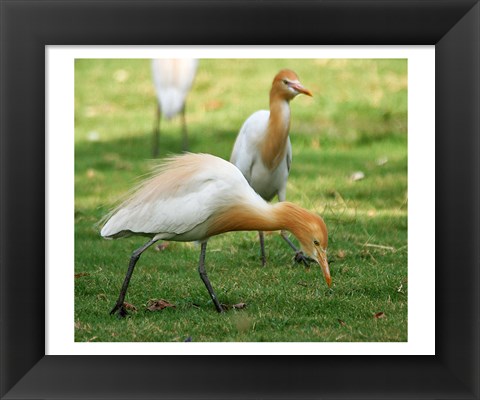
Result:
[151, 59, 198, 156]
[101, 153, 330, 317]
[230, 69, 313, 266]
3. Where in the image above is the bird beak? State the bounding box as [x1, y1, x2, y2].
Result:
[317, 252, 331, 287]
[291, 82, 313, 97]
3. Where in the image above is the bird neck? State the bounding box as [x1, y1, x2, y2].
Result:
[206, 201, 312, 239]
[272, 202, 317, 242]
[260, 94, 291, 171]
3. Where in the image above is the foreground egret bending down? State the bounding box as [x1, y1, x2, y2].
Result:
[230, 69, 313, 266]
[101, 153, 330, 316]
[151, 59, 198, 156]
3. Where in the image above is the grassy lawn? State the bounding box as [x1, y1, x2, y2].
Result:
[75, 58, 407, 342]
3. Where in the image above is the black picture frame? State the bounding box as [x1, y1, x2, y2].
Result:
[1, 1, 479, 399]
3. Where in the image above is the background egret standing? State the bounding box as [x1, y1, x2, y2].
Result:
[151, 59, 198, 156]
[230, 69, 313, 266]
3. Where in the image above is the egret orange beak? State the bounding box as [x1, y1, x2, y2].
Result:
[318, 253, 331, 287]
[291, 82, 313, 97]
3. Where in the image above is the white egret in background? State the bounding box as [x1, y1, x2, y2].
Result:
[230, 69, 313, 266]
[151, 59, 198, 156]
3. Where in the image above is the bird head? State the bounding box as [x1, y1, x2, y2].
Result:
[272, 69, 313, 100]
[297, 215, 331, 287]
[277, 203, 331, 287]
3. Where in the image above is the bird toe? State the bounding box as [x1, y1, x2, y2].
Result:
[110, 303, 128, 318]
[294, 251, 310, 267]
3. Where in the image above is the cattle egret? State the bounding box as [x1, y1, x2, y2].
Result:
[230, 69, 313, 266]
[151, 59, 198, 156]
[101, 153, 330, 316]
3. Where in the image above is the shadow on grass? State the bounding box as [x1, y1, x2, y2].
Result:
[75, 127, 239, 173]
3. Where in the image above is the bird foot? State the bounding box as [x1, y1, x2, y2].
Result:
[294, 251, 310, 267]
[110, 303, 128, 318]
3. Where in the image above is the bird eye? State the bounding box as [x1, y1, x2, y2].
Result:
[313, 240, 320, 246]
[282, 79, 288, 85]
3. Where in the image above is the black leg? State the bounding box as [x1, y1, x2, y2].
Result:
[181, 105, 189, 151]
[280, 230, 310, 267]
[197, 241, 224, 313]
[110, 238, 159, 318]
[153, 104, 161, 158]
[258, 231, 266, 266]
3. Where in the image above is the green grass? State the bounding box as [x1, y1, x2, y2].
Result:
[75, 58, 407, 342]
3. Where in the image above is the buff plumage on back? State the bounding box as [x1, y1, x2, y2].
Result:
[100, 153, 252, 240]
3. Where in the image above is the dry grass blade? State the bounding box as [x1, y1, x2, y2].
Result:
[363, 243, 396, 252]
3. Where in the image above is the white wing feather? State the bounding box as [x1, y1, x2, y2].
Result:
[230, 110, 291, 201]
[230, 110, 270, 183]
[151, 59, 198, 119]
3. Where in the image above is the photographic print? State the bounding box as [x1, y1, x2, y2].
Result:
[74, 57, 408, 343]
